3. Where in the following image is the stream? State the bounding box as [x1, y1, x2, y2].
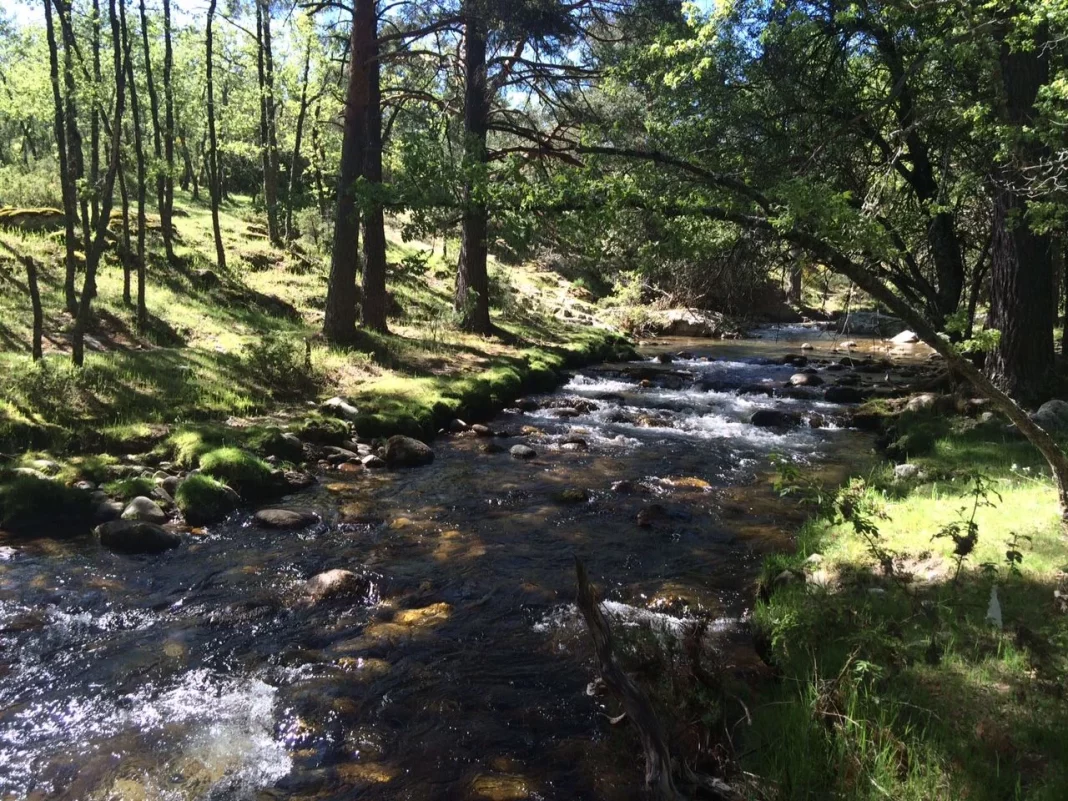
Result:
[0, 332, 906, 801]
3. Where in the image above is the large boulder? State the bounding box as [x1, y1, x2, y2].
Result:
[383, 436, 434, 468]
[1032, 400, 1068, 434]
[199, 447, 278, 499]
[253, 507, 319, 530]
[648, 309, 723, 338]
[320, 396, 360, 422]
[750, 409, 802, 428]
[96, 520, 182, 554]
[121, 496, 167, 525]
[175, 474, 238, 525]
[824, 386, 867, 404]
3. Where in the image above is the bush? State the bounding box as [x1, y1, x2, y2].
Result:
[199, 447, 276, 499]
[243, 334, 320, 400]
[292, 206, 333, 253]
[175, 474, 237, 525]
[0, 473, 94, 537]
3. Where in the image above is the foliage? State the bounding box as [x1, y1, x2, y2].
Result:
[0, 472, 94, 536]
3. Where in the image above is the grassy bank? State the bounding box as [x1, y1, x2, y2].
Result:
[0, 192, 631, 457]
[745, 406, 1068, 799]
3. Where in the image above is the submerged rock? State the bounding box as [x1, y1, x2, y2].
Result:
[121, 496, 167, 525]
[304, 568, 370, 602]
[96, 520, 182, 554]
[510, 444, 537, 460]
[253, 507, 319, 529]
[384, 436, 435, 468]
[750, 409, 802, 428]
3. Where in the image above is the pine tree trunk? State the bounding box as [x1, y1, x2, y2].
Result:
[123, 1, 148, 329]
[43, 0, 79, 318]
[285, 37, 312, 242]
[89, 0, 101, 234]
[455, 9, 493, 335]
[361, 0, 388, 334]
[162, 0, 175, 258]
[205, 0, 226, 271]
[56, 1, 86, 313]
[139, 0, 172, 262]
[987, 22, 1053, 405]
[256, 0, 281, 246]
[118, 154, 132, 305]
[323, 1, 370, 344]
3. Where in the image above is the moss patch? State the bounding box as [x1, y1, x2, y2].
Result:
[175, 474, 236, 525]
[198, 447, 276, 500]
[101, 476, 156, 502]
[0, 473, 95, 537]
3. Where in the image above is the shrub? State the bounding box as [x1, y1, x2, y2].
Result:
[199, 447, 276, 499]
[175, 474, 236, 525]
[243, 334, 320, 400]
[0, 473, 94, 537]
[292, 206, 332, 253]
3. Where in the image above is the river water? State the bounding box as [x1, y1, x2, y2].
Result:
[0, 333, 893, 801]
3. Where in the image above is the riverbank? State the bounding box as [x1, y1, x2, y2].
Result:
[744, 396, 1068, 799]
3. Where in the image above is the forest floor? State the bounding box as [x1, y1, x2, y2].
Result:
[743, 403, 1068, 800]
[0, 191, 630, 455]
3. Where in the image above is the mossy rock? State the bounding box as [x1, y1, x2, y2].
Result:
[296, 414, 350, 445]
[246, 426, 304, 463]
[175, 474, 238, 525]
[199, 447, 278, 500]
[0, 206, 65, 233]
[102, 476, 156, 502]
[0, 473, 95, 537]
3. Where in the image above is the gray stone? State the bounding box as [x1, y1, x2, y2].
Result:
[1031, 399, 1068, 434]
[893, 463, 922, 481]
[790, 372, 823, 387]
[471, 424, 494, 437]
[448, 419, 469, 432]
[304, 568, 370, 602]
[824, 386, 866, 404]
[121, 496, 167, 524]
[905, 393, 938, 413]
[29, 459, 61, 475]
[361, 454, 387, 469]
[161, 475, 181, 497]
[320, 396, 360, 422]
[94, 500, 124, 524]
[383, 436, 434, 468]
[96, 520, 182, 554]
[253, 507, 319, 529]
[74, 480, 97, 492]
[890, 329, 920, 345]
[510, 444, 537, 460]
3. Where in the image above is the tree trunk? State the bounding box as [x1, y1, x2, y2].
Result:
[122, 0, 148, 329]
[285, 37, 312, 242]
[455, 8, 493, 334]
[787, 260, 802, 305]
[43, 0, 78, 317]
[323, 1, 371, 344]
[360, 0, 388, 334]
[0, 241, 44, 361]
[72, 0, 126, 367]
[55, 1, 86, 314]
[161, 0, 175, 258]
[139, 0, 172, 262]
[311, 102, 329, 218]
[255, 0, 281, 246]
[986, 23, 1053, 406]
[205, 0, 226, 271]
[89, 0, 101, 234]
[118, 153, 132, 304]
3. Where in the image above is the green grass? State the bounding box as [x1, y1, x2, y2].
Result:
[745, 409, 1068, 800]
[197, 447, 275, 499]
[101, 476, 155, 501]
[0, 190, 629, 455]
[0, 472, 95, 536]
[175, 473, 235, 525]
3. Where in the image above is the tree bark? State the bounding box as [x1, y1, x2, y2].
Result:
[43, 0, 78, 317]
[89, 0, 101, 234]
[161, 0, 175, 258]
[986, 24, 1053, 406]
[122, 0, 147, 328]
[139, 0, 172, 262]
[55, 0, 87, 313]
[205, 0, 226, 271]
[72, 0, 126, 367]
[0, 241, 44, 361]
[323, 0, 371, 344]
[255, 0, 281, 246]
[455, 7, 493, 334]
[118, 150, 132, 304]
[285, 36, 312, 242]
[361, 0, 388, 334]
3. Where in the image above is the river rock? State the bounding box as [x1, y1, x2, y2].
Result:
[550, 407, 582, 418]
[320, 396, 361, 422]
[29, 458, 61, 475]
[894, 463, 923, 481]
[304, 569, 370, 602]
[383, 435, 434, 468]
[1031, 400, 1068, 433]
[655, 353, 674, 364]
[480, 441, 506, 454]
[284, 470, 317, 490]
[74, 480, 97, 492]
[361, 454, 387, 469]
[121, 496, 167, 524]
[13, 467, 50, 481]
[890, 330, 920, 345]
[94, 500, 125, 523]
[800, 342, 813, 350]
[470, 424, 494, 437]
[160, 475, 181, 497]
[510, 444, 536, 460]
[750, 409, 802, 428]
[448, 419, 469, 432]
[96, 520, 182, 554]
[790, 372, 823, 387]
[905, 393, 938, 413]
[824, 386, 867, 404]
[253, 507, 319, 529]
[556, 488, 590, 504]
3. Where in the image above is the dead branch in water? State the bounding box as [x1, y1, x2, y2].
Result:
[574, 557, 741, 801]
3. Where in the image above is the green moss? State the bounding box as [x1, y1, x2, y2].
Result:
[245, 426, 304, 463]
[175, 473, 236, 525]
[61, 453, 118, 484]
[102, 476, 155, 501]
[295, 414, 349, 445]
[198, 447, 276, 499]
[0, 473, 95, 537]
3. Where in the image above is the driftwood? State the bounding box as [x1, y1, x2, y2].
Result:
[574, 557, 741, 801]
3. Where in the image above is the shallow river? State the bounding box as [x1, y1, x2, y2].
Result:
[1, 333, 894, 801]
